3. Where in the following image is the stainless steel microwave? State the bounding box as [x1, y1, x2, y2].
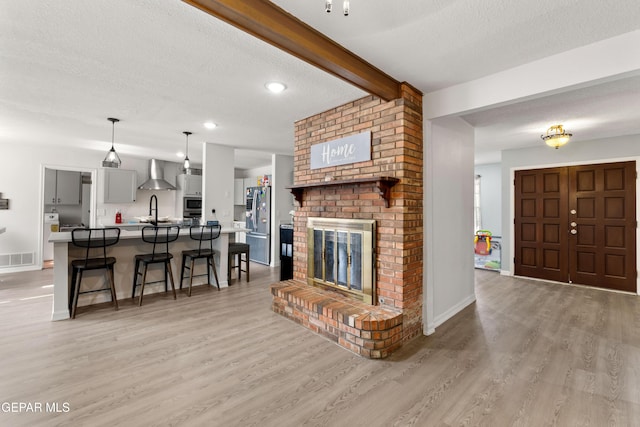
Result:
[183, 197, 202, 215]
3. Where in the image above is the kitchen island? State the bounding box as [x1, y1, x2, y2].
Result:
[49, 226, 243, 320]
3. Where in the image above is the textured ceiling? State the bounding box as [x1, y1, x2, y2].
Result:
[1, 0, 640, 168]
[273, 0, 640, 90]
[0, 0, 365, 168]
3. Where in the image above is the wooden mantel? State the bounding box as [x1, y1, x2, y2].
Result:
[287, 177, 399, 208]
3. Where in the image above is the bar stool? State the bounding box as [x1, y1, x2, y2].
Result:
[228, 242, 250, 283]
[131, 225, 180, 306]
[179, 224, 221, 296]
[70, 227, 120, 319]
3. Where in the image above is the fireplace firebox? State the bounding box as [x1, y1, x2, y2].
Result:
[307, 217, 376, 304]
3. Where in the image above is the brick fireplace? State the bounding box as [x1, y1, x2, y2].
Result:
[270, 83, 423, 358]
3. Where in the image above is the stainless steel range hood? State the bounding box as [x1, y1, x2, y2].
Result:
[137, 159, 176, 190]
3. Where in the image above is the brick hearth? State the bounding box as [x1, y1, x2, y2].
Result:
[271, 281, 403, 359]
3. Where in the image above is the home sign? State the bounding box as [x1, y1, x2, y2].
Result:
[310, 131, 371, 170]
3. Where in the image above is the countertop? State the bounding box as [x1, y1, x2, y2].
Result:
[49, 227, 243, 243]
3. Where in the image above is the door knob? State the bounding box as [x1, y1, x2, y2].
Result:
[570, 222, 577, 227]
[570, 209, 577, 214]
[570, 229, 577, 235]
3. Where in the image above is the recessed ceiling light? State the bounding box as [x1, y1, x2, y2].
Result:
[265, 82, 287, 94]
[176, 151, 185, 158]
[204, 122, 217, 129]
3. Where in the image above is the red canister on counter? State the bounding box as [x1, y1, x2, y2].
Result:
[115, 210, 122, 224]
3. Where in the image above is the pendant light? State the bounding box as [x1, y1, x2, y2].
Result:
[183, 131, 192, 170]
[102, 117, 122, 168]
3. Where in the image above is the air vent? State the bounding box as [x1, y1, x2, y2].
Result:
[0, 252, 35, 268]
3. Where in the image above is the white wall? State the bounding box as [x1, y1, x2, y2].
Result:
[242, 165, 272, 184]
[501, 134, 640, 276]
[474, 163, 502, 236]
[271, 154, 294, 267]
[424, 117, 476, 335]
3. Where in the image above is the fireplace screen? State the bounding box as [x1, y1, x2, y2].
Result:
[307, 218, 375, 304]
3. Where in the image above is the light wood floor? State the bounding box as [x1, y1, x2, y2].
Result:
[1, 267, 639, 426]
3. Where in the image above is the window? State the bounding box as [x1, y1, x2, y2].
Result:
[474, 174, 482, 232]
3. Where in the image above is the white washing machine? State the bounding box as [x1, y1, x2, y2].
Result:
[43, 213, 59, 261]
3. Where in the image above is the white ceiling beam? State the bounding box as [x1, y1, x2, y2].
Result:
[424, 30, 640, 120]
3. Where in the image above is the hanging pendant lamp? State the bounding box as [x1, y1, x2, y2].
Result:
[102, 118, 122, 168]
[183, 131, 192, 170]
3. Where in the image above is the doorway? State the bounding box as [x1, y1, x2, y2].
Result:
[514, 161, 636, 292]
[40, 165, 96, 268]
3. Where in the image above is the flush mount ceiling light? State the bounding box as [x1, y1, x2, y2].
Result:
[102, 117, 122, 168]
[265, 82, 287, 94]
[325, 0, 350, 16]
[541, 124, 572, 149]
[182, 131, 192, 170]
[203, 121, 217, 129]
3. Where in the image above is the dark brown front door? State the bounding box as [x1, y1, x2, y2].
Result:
[515, 161, 636, 292]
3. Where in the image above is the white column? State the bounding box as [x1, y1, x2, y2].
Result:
[203, 143, 235, 287]
[423, 116, 476, 335]
[51, 241, 70, 320]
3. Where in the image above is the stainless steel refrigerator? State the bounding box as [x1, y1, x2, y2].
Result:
[245, 186, 271, 265]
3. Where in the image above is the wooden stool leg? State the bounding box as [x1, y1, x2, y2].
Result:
[237, 253, 241, 280]
[70, 267, 78, 311]
[108, 266, 119, 311]
[131, 259, 140, 299]
[167, 260, 177, 300]
[139, 264, 148, 306]
[245, 249, 250, 282]
[188, 258, 195, 297]
[164, 264, 168, 293]
[179, 253, 187, 290]
[206, 256, 211, 287]
[210, 255, 220, 290]
[71, 270, 82, 319]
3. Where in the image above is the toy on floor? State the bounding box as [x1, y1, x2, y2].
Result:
[474, 230, 492, 255]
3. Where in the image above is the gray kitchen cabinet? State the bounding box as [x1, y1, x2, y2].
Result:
[103, 168, 137, 203]
[44, 169, 81, 205]
[177, 174, 202, 196]
[44, 169, 57, 204]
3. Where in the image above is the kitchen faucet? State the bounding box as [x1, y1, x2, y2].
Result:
[149, 194, 158, 226]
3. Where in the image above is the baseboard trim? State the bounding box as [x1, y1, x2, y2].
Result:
[427, 293, 477, 333]
[51, 309, 70, 321]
